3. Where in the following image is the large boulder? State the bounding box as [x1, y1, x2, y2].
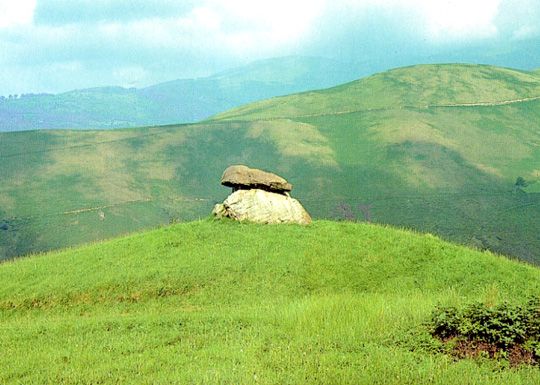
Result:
[221, 165, 292, 193]
[212, 189, 311, 225]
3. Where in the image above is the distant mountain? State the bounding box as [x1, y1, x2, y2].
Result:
[1, 64, 540, 263]
[2, 36, 539, 133]
[0, 56, 364, 132]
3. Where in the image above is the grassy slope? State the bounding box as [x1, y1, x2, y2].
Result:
[213, 64, 540, 120]
[1, 220, 540, 384]
[1, 64, 540, 262]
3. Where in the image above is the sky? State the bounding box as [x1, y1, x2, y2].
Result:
[0, 0, 539, 95]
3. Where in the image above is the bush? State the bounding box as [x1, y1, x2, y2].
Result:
[429, 298, 540, 364]
[515, 176, 529, 188]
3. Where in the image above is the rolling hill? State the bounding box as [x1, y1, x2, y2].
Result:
[213, 64, 540, 120]
[0, 56, 363, 132]
[1, 220, 540, 384]
[1, 64, 540, 262]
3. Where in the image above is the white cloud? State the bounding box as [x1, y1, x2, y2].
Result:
[0, 0, 537, 94]
[496, 0, 540, 40]
[331, 0, 502, 42]
[0, 0, 36, 28]
[416, 0, 501, 41]
[80, 0, 327, 58]
[201, 0, 327, 50]
[513, 25, 539, 39]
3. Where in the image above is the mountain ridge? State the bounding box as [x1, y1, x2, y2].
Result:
[0, 56, 364, 132]
[212, 64, 540, 121]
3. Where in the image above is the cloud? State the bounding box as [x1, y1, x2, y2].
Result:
[415, 0, 501, 41]
[32, 0, 326, 53]
[319, 0, 502, 42]
[0, 0, 539, 95]
[513, 25, 539, 39]
[33, 0, 196, 25]
[0, 0, 36, 28]
[206, 0, 327, 52]
[26, 0, 326, 62]
[495, 0, 540, 39]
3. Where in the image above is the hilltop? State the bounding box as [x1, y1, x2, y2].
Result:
[0, 56, 362, 132]
[1, 63, 539, 262]
[1, 220, 540, 384]
[213, 64, 540, 120]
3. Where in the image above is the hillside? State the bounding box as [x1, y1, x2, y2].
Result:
[213, 64, 540, 120]
[1, 220, 540, 384]
[0, 56, 362, 132]
[1, 64, 540, 262]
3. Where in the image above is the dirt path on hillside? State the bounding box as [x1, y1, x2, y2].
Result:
[242, 95, 540, 122]
[428, 95, 540, 108]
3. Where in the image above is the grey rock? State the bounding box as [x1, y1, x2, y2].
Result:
[221, 165, 292, 193]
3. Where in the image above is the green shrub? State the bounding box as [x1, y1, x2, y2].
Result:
[430, 298, 540, 363]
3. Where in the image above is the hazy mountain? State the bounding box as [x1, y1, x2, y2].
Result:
[2, 35, 539, 133]
[0, 56, 364, 132]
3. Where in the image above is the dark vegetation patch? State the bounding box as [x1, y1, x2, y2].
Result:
[0, 283, 196, 311]
[452, 340, 535, 367]
[429, 298, 540, 366]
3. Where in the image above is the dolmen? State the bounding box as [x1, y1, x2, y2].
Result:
[212, 165, 312, 225]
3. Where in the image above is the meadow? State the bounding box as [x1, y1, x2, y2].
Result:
[1, 220, 540, 384]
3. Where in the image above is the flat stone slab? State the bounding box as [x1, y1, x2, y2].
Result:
[221, 165, 292, 193]
[212, 189, 311, 225]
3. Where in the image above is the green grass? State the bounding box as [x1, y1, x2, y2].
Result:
[1, 64, 540, 263]
[212, 64, 540, 121]
[1, 220, 540, 384]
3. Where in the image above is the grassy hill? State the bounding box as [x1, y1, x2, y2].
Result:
[1, 64, 540, 262]
[1, 220, 540, 384]
[213, 64, 540, 120]
[0, 56, 362, 132]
